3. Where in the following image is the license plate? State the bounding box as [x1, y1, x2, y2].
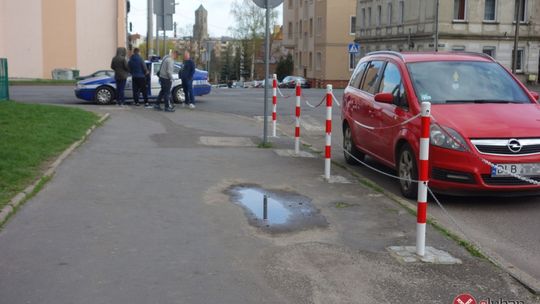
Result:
[491, 163, 540, 177]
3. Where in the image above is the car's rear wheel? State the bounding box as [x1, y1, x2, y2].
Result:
[172, 86, 185, 104]
[398, 144, 418, 199]
[95, 86, 114, 105]
[343, 124, 365, 165]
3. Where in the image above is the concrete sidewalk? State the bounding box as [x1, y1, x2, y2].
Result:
[0, 106, 537, 304]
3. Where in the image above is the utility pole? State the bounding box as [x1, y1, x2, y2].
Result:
[512, 0, 523, 74]
[434, 0, 439, 52]
[147, 0, 154, 57]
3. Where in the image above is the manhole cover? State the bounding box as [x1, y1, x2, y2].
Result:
[226, 184, 328, 233]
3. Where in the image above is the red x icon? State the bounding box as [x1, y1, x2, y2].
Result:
[453, 294, 477, 304]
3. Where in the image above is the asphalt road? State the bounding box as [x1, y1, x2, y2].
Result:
[9, 84, 540, 291]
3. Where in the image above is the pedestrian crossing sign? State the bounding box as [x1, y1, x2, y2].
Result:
[348, 43, 360, 54]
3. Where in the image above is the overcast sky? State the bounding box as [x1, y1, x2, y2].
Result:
[129, 0, 283, 38]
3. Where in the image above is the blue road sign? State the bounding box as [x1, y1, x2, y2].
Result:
[348, 43, 360, 54]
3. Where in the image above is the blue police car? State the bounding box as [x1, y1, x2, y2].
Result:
[75, 59, 211, 104]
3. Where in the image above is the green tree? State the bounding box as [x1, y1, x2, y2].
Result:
[275, 54, 294, 82]
[229, 0, 278, 80]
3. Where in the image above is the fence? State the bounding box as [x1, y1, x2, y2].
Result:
[0, 58, 8, 101]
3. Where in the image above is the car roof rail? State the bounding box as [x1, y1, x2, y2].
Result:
[452, 51, 496, 61]
[366, 51, 405, 61]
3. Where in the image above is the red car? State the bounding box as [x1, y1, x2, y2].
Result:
[342, 51, 540, 198]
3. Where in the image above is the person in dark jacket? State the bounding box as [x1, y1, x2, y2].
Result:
[128, 48, 149, 107]
[180, 50, 196, 109]
[110, 47, 129, 106]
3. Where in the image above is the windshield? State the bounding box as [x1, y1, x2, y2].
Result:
[407, 61, 530, 104]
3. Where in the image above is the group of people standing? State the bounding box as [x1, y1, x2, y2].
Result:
[110, 47, 196, 112]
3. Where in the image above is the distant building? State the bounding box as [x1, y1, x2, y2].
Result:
[193, 5, 209, 43]
[356, 0, 540, 83]
[283, 0, 358, 88]
[0, 0, 128, 79]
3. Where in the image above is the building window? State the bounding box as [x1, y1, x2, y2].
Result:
[484, 0, 496, 21]
[316, 52, 322, 71]
[299, 51, 302, 67]
[399, 1, 404, 25]
[454, 0, 466, 20]
[316, 17, 322, 36]
[482, 46, 496, 58]
[288, 22, 293, 39]
[349, 53, 356, 71]
[387, 3, 393, 25]
[350, 16, 356, 34]
[368, 7, 372, 27]
[515, 0, 526, 22]
[309, 18, 313, 37]
[309, 52, 313, 70]
[361, 8, 366, 28]
[516, 48, 524, 72]
[452, 45, 466, 51]
[377, 5, 382, 27]
[299, 20, 303, 39]
[288, 0, 293, 9]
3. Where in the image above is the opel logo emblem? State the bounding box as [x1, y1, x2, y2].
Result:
[507, 139, 522, 153]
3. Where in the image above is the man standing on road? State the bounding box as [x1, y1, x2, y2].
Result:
[154, 50, 178, 112]
[110, 47, 129, 107]
[128, 48, 149, 107]
[180, 50, 196, 109]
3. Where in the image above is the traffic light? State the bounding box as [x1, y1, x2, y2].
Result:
[127, 0, 130, 13]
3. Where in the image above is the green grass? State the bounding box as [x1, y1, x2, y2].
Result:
[0, 101, 99, 210]
[9, 79, 77, 86]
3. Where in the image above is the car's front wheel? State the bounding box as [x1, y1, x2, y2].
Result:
[95, 86, 114, 105]
[343, 124, 365, 165]
[398, 144, 418, 199]
[172, 86, 185, 104]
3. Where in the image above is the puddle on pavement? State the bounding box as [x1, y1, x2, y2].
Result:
[226, 184, 328, 234]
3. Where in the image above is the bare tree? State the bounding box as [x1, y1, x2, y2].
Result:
[229, 0, 278, 80]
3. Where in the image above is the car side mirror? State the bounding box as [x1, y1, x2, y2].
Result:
[530, 91, 539, 101]
[374, 92, 394, 104]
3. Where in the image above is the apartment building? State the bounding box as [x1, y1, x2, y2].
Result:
[283, 0, 358, 88]
[356, 0, 540, 82]
[0, 0, 127, 79]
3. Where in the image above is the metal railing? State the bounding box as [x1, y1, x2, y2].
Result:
[0, 58, 8, 101]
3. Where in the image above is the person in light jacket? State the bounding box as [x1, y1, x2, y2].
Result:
[110, 47, 129, 107]
[154, 50, 178, 112]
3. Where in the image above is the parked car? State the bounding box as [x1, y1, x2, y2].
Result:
[76, 70, 114, 81]
[74, 60, 211, 104]
[280, 76, 310, 88]
[342, 51, 540, 198]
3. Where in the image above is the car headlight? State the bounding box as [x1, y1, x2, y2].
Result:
[430, 125, 467, 151]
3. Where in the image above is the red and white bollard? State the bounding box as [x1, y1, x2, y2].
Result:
[417, 101, 431, 256]
[272, 74, 278, 137]
[295, 80, 301, 154]
[324, 84, 333, 180]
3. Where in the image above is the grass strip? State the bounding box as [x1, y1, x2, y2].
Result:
[0, 101, 99, 210]
[9, 79, 76, 86]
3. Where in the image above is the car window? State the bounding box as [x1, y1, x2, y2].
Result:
[380, 62, 407, 107]
[407, 61, 530, 104]
[360, 61, 384, 95]
[153, 63, 161, 75]
[349, 62, 368, 89]
[173, 64, 181, 74]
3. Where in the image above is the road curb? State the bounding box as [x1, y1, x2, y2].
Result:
[0, 112, 110, 227]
